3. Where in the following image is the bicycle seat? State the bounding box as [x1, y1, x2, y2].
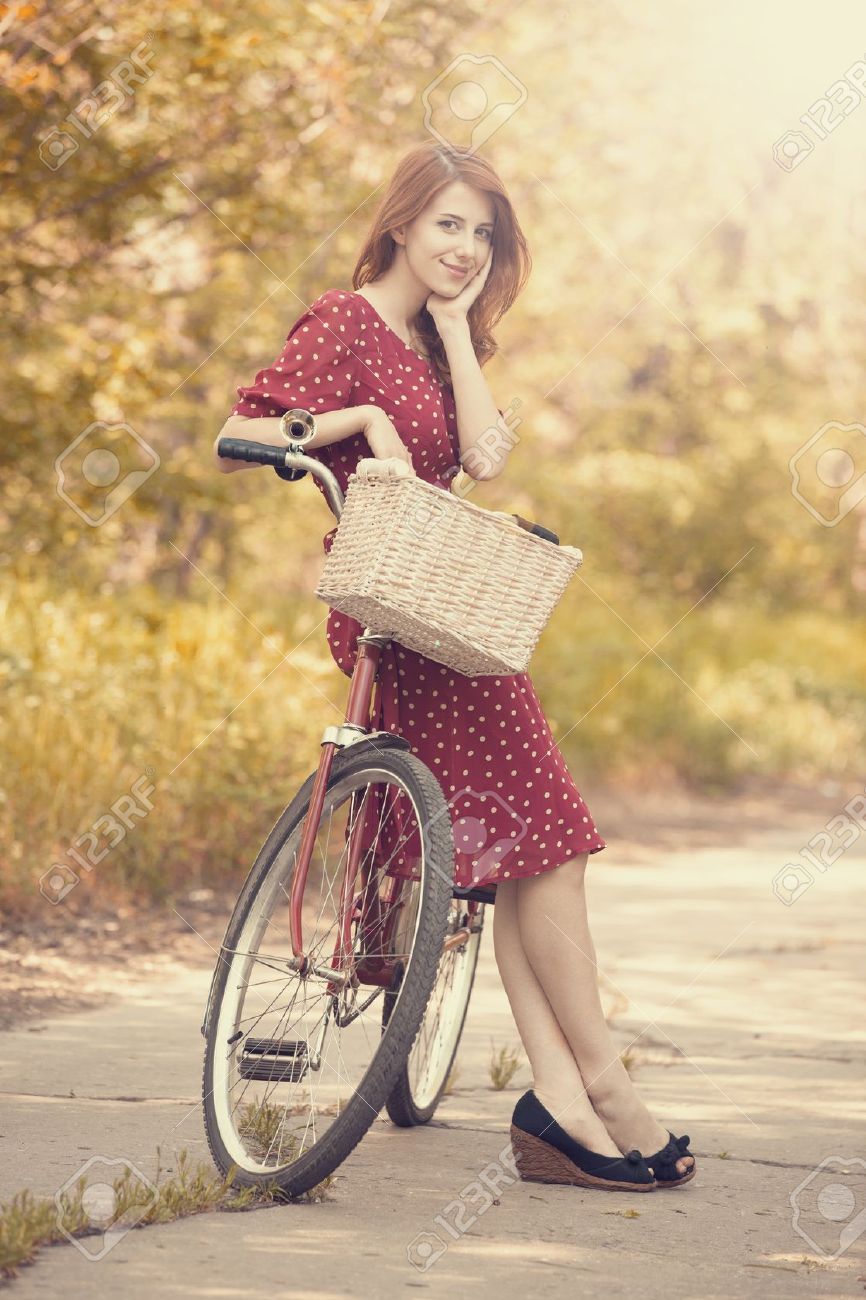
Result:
[452, 883, 497, 905]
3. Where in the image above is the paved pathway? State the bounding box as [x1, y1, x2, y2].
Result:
[2, 792, 864, 1297]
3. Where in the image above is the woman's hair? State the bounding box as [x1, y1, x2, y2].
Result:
[351, 141, 531, 388]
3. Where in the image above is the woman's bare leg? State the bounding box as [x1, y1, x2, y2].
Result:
[491, 875, 621, 1155]
[511, 855, 693, 1176]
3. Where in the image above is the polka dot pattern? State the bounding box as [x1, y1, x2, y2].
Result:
[231, 288, 607, 891]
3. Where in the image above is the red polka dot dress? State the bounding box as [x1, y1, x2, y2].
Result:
[231, 288, 606, 893]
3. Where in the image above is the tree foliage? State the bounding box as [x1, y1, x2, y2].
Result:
[2, 0, 864, 908]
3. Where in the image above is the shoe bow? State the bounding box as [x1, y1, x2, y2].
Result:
[655, 1132, 692, 1170]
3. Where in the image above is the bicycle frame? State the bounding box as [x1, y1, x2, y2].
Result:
[272, 451, 445, 997]
[224, 442, 484, 1002]
[287, 626, 402, 991]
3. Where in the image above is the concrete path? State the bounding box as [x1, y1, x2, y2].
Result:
[1, 786, 864, 1297]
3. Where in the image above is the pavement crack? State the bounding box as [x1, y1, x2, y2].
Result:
[0, 1090, 200, 1105]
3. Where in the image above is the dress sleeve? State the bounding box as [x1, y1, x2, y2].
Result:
[230, 290, 363, 459]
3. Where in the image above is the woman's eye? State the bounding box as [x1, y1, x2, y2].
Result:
[439, 220, 491, 240]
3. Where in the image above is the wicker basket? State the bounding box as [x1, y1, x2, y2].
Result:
[314, 459, 583, 676]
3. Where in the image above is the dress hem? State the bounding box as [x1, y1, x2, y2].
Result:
[465, 837, 607, 893]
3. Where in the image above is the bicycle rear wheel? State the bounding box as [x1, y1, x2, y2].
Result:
[201, 741, 454, 1197]
[384, 897, 485, 1125]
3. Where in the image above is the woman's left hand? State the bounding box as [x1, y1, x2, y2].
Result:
[426, 251, 493, 329]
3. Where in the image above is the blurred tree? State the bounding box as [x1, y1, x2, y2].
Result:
[0, 0, 863, 869]
[0, 0, 501, 589]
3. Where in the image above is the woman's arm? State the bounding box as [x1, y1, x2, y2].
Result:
[218, 290, 401, 473]
[427, 254, 510, 481]
[213, 406, 412, 473]
[438, 318, 509, 481]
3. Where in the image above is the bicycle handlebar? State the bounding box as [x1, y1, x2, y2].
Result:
[216, 437, 294, 469]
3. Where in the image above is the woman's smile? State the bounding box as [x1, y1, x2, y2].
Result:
[440, 259, 471, 278]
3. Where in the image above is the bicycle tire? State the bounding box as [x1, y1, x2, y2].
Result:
[384, 902, 485, 1126]
[201, 740, 454, 1198]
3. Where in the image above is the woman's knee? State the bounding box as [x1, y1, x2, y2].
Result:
[519, 853, 589, 892]
[554, 853, 589, 886]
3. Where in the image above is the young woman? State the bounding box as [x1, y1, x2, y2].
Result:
[215, 140, 696, 1194]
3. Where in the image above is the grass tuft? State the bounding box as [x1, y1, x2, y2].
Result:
[488, 1040, 523, 1090]
[0, 1144, 334, 1281]
[620, 1048, 639, 1074]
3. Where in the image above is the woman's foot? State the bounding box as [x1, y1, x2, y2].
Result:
[533, 1085, 623, 1158]
[642, 1130, 696, 1188]
[511, 1091, 655, 1191]
[591, 1087, 695, 1179]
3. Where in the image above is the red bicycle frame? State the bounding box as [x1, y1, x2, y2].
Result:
[286, 630, 415, 996]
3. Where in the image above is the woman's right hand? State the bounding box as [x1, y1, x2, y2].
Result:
[363, 408, 416, 473]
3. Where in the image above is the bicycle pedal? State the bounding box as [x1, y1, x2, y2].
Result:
[238, 1037, 309, 1082]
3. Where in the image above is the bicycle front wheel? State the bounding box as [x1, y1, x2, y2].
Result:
[201, 742, 454, 1198]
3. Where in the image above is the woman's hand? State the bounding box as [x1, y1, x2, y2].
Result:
[363, 407, 416, 473]
[426, 251, 493, 329]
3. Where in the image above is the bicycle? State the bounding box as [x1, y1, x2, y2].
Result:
[201, 410, 555, 1198]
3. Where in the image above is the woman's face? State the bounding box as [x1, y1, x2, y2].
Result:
[397, 180, 495, 294]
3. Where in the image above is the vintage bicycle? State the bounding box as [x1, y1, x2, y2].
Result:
[201, 411, 561, 1198]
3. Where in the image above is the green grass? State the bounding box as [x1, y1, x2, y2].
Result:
[488, 1040, 524, 1090]
[0, 575, 337, 914]
[0, 1146, 334, 1281]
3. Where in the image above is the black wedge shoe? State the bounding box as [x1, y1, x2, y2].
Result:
[645, 1131, 696, 1187]
[510, 1091, 656, 1192]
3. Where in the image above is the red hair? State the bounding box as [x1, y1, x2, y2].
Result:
[351, 141, 531, 388]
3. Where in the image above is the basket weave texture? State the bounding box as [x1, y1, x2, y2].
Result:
[314, 460, 583, 676]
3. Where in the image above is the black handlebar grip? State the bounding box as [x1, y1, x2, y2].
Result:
[528, 522, 560, 546]
[217, 437, 290, 468]
[512, 513, 560, 546]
